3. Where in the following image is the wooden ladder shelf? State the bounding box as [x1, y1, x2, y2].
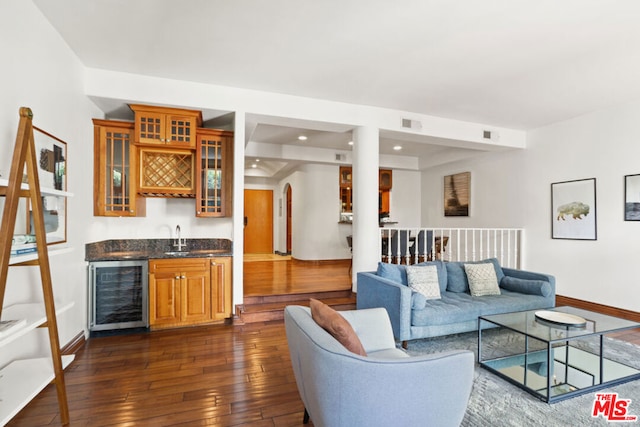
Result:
[0, 107, 70, 425]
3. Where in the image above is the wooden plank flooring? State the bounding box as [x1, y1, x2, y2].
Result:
[8, 259, 640, 426]
[243, 259, 352, 297]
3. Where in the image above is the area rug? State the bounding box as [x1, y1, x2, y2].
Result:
[406, 330, 640, 426]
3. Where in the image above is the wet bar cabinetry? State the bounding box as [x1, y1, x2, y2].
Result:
[148, 257, 231, 329]
[130, 104, 202, 148]
[92, 104, 233, 215]
[93, 119, 146, 216]
[196, 128, 234, 217]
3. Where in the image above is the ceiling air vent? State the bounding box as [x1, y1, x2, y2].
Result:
[483, 130, 499, 141]
[335, 153, 346, 161]
[402, 118, 422, 130]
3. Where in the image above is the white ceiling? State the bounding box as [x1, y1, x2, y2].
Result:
[34, 0, 640, 177]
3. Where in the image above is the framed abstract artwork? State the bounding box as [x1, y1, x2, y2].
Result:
[444, 172, 470, 217]
[624, 174, 640, 221]
[551, 178, 596, 240]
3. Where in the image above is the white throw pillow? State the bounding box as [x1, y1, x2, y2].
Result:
[464, 263, 501, 297]
[406, 265, 441, 300]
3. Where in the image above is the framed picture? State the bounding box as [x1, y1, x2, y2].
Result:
[551, 178, 596, 240]
[25, 127, 68, 245]
[444, 172, 470, 216]
[624, 174, 640, 221]
[33, 126, 66, 191]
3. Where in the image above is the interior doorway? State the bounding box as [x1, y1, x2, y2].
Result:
[286, 184, 292, 254]
[244, 189, 274, 254]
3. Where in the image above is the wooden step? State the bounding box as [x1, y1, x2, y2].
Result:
[235, 290, 356, 324]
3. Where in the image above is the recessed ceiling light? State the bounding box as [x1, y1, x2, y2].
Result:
[348, 141, 354, 146]
[255, 158, 260, 162]
[298, 135, 307, 141]
[393, 145, 402, 151]
[251, 164, 257, 168]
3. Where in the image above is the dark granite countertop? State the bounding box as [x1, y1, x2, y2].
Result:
[85, 238, 232, 261]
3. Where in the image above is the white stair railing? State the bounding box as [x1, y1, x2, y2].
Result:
[380, 227, 523, 269]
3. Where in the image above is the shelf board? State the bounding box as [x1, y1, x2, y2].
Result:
[0, 355, 74, 426]
[8, 246, 74, 266]
[0, 178, 73, 198]
[0, 301, 74, 347]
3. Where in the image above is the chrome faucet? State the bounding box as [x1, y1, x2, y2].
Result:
[174, 225, 186, 251]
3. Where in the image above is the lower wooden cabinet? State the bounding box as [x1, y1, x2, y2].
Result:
[149, 257, 231, 329]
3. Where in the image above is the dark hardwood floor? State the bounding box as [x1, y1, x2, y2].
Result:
[7, 259, 640, 426]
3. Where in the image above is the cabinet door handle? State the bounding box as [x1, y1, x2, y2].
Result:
[175, 276, 180, 280]
[181, 275, 186, 279]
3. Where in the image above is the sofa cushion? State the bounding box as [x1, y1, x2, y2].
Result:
[446, 258, 505, 293]
[500, 276, 551, 297]
[411, 290, 551, 327]
[376, 262, 407, 285]
[309, 298, 367, 356]
[464, 263, 501, 297]
[407, 265, 441, 300]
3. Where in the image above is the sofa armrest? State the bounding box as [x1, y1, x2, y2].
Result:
[502, 267, 556, 301]
[356, 272, 412, 341]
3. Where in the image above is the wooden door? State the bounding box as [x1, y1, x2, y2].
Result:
[149, 270, 181, 327]
[286, 185, 292, 253]
[211, 257, 232, 320]
[244, 189, 273, 254]
[181, 269, 211, 323]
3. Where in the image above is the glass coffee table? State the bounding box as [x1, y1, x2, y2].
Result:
[478, 306, 640, 403]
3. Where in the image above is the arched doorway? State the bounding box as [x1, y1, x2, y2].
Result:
[285, 184, 292, 254]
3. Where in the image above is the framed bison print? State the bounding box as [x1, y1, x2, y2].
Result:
[551, 178, 597, 240]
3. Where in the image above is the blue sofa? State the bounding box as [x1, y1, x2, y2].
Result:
[357, 259, 555, 346]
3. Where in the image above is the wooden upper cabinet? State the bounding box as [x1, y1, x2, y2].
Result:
[130, 104, 202, 148]
[92, 119, 146, 217]
[196, 128, 234, 217]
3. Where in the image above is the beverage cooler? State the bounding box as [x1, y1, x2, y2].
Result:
[88, 260, 148, 332]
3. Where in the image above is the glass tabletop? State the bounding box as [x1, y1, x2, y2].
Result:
[479, 306, 640, 344]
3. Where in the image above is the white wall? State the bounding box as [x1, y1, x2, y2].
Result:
[389, 170, 422, 227]
[422, 100, 640, 313]
[0, 0, 100, 365]
[283, 164, 351, 260]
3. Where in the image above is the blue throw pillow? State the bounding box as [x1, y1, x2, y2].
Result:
[500, 276, 551, 297]
[411, 291, 427, 309]
[445, 258, 505, 293]
[376, 262, 408, 285]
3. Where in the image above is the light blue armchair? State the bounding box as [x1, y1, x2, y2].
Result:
[284, 305, 474, 427]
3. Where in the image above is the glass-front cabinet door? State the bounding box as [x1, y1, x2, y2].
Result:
[196, 128, 234, 217]
[93, 119, 145, 216]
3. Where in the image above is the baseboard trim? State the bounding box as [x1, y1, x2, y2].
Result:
[556, 295, 640, 323]
[61, 331, 86, 355]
